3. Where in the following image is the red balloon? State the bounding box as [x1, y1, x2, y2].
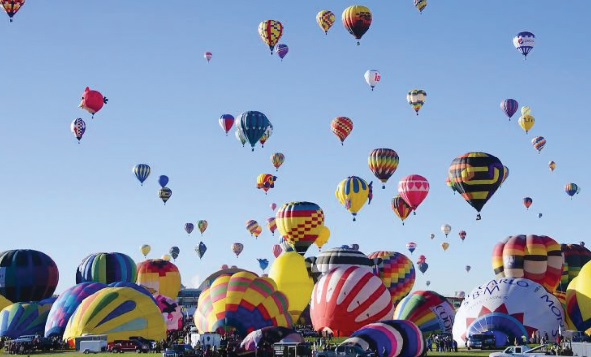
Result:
[79, 87, 108, 118]
[398, 175, 430, 212]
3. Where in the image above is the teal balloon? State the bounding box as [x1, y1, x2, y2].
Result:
[237, 111, 271, 151]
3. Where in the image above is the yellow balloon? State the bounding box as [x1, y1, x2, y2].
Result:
[0, 294, 11, 311]
[315, 226, 331, 250]
[140, 244, 151, 258]
[335, 176, 372, 221]
[268, 251, 314, 323]
[441, 242, 450, 251]
[316, 10, 336, 34]
[518, 114, 535, 134]
[161, 254, 171, 261]
[521, 106, 531, 116]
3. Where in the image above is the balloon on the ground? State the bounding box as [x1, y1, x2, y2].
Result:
[342, 320, 425, 357]
[45, 282, 107, 338]
[452, 278, 565, 348]
[315, 247, 373, 276]
[63, 287, 166, 344]
[107, 281, 156, 303]
[0, 249, 59, 303]
[331, 117, 354, 145]
[258, 20, 283, 54]
[241, 326, 303, 351]
[269, 252, 314, 323]
[194, 271, 292, 336]
[393, 290, 455, 335]
[76, 252, 137, 284]
[368, 148, 399, 189]
[367, 251, 415, 307]
[310, 266, 394, 337]
[448, 152, 505, 220]
[0, 297, 55, 338]
[136, 259, 181, 299]
[336, 176, 373, 221]
[316, 10, 335, 35]
[513, 31, 535, 58]
[79, 87, 107, 118]
[565, 260, 591, 331]
[492, 234, 563, 292]
[558, 243, 591, 292]
[342, 5, 372, 45]
[0, 295, 11, 312]
[155, 294, 183, 332]
[133, 164, 151, 186]
[407, 90, 427, 115]
[276, 201, 325, 255]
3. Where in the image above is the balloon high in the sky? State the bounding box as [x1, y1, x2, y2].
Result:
[364, 70, 381, 91]
[70, 118, 86, 143]
[331, 116, 353, 145]
[513, 31, 535, 59]
[500, 99, 519, 120]
[219, 114, 234, 136]
[342, 5, 372, 45]
[1, 0, 24, 22]
[158, 175, 169, 188]
[316, 10, 335, 35]
[523, 197, 533, 210]
[204, 52, 212, 62]
[246, 220, 262, 238]
[398, 174, 429, 213]
[532, 136, 546, 153]
[458, 230, 467, 242]
[237, 111, 271, 151]
[235, 129, 246, 147]
[184, 223, 194, 235]
[159, 187, 172, 205]
[415, 0, 427, 13]
[406, 242, 417, 254]
[275, 44, 288, 60]
[271, 153, 285, 171]
[368, 148, 399, 189]
[79, 87, 108, 118]
[565, 183, 580, 198]
[276, 201, 325, 255]
[232, 242, 244, 257]
[518, 109, 535, 133]
[258, 20, 284, 54]
[133, 164, 151, 186]
[140, 244, 151, 258]
[391, 195, 413, 225]
[197, 220, 207, 235]
[448, 152, 505, 220]
[259, 124, 273, 148]
[195, 242, 207, 260]
[169, 246, 180, 261]
[336, 176, 373, 221]
[549, 161, 556, 172]
[256, 174, 277, 194]
[441, 224, 451, 237]
[407, 89, 427, 115]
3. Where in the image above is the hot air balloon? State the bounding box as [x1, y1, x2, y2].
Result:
[367, 251, 416, 306]
[258, 20, 284, 54]
[267, 217, 277, 235]
[259, 124, 273, 147]
[257, 259, 269, 273]
[518, 112, 535, 134]
[204, 52, 212, 62]
[219, 114, 234, 136]
[459, 230, 467, 242]
[140, 244, 151, 258]
[430, 233, 435, 240]
[538, 213, 543, 218]
[342, 5, 372, 45]
[336, 176, 373, 221]
[272, 244, 282, 258]
[391, 196, 413, 225]
[465, 265, 471, 273]
[270, 203, 277, 211]
[159, 187, 172, 205]
[70, 118, 86, 143]
[316, 10, 335, 35]
[256, 173, 277, 194]
[1, 0, 24, 22]
[523, 197, 533, 210]
[406, 242, 417, 254]
[364, 70, 381, 91]
[136, 259, 181, 299]
[549, 161, 556, 172]
[241, 326, 303, 351]
[368, 148, 399, 189]
[236, 111, 271, 151]
[270, 153, 285, 171]
[315, 247, 373, 276]
[314, 226, 330, 251]
[441, 242, 450, 251]
[185, 223, 194, 235]
[232, 243, 244, 258]
[407, 89, 427, 115]
[76, 252, 137, 284]
[492, 234, 563, 292]
[0, 249, 59, 303]
[276, 201, 325, 255]
[169, 247, 180, 261]
[415, 0, 428, 13]
[393, 291, 456, 335]
[154, 294, 183, 332]
[398, 174, 429, 213]
[565, 183, 580, 198]
[235, 129, 247, 147]
[417, 256, 428, 274]
[441, 224, 451, 237]
[196, 242, 207, 260]
[198, 220, 208, 235]
[331, 116, 354, 145]
[558, 243, 591, 292]
[0, 298, 56, 338]
[448, 152, 505, 220]
[79, 87, 108, 118]
[565, 262, 591, 332]
[343, 320, 425, 357]
[500, 99, 519, 120]
[501, 165, 510, 186]
[246, 220, 262, 238]
[275, 44, 288, 61]
[513, 31, 535, 59]
[157, 175, 169, 188]
[532, 136, 546, 153]
[133, 164, 151, 186]
[161, 254, 171, 261]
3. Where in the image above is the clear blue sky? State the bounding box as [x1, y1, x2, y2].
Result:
[0, 1, 589, 297]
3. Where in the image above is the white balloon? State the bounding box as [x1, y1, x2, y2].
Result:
[364, 70, 381, 91]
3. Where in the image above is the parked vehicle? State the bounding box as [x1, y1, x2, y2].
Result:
[467, 333, 497, 350]
[107, 339, 150, 353]
[489, 344, 558, 356]
[273, 342, 312, 357]
[162, 344, 197, 357]
[80, 340, 105, 354]
[314, 344, 374, 357]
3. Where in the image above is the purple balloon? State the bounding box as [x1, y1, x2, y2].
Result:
[275, 44, 289, 60]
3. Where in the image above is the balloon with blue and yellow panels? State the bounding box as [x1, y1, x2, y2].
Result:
[335, 176, 373, 221]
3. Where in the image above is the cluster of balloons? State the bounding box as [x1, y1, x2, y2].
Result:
[70, 87, 108, 142]
[132, 164, 173, 205]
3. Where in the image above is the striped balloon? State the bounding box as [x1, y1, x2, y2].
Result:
[391, 196, 413, 224]
[336, 176, 373, 221]
[368, 148, 399, 189]
[267, 217, 277, 235]
[271, 153, 285, 171]
[532, 136, 546, 153]
[258, 20, 284, 54]
[133, 164, 151, 186]
[315, 247, 373, 276]
[500, 99, 519, 120]
[331, 117, 354, 145]
[276, 202, 325, 255]
[367, 251, 415, 306]
[311, 266, 394, 337]
[343, 320, 425, 357]
[76, 252, 137, 285]
[407, 89, 427, 115]
[492, 234, 563, 292]
[558, 243, 591, 292]
[393, 290, 455, 335]
[0, 249, 59, 303]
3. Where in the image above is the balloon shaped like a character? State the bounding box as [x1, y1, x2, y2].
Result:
[79, 87, 108, 118]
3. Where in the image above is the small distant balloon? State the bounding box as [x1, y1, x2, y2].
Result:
[140, 244, 151, 258]
[270, 203, 277, 211]
[275, 44, 288, 60]
[532, 136, 546, 153]
[204, 52, 212, 62]
[198, 220, 208, 235]
[133, 164, 151, 186]
[159, 187, 172, 205]
[219, 114, 235, 136]
[158, 175, 169, 188]
[364, 70, 381, 91]
[500, 99, 519, 120]
[316, 10, 335, 35]
[430, 233, 435, 240]
[513, 31, 535, 59]
[549, 161, 556, 172]
[441, 224, 451, 237]
[185, 223, 194, 235]
[523, 197, 533, 210]
[538, 213, 543, 218]
[70, 118, 86, 143]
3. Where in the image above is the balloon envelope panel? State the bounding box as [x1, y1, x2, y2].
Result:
[76, 252, 137, 284]
[0, 249, 59, 303]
